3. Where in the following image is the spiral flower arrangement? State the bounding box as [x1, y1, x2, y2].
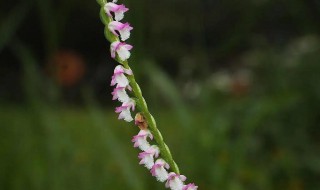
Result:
[96, 0, 198, 189]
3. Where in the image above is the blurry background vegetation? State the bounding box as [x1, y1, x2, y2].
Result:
[1, 0, 320, 189]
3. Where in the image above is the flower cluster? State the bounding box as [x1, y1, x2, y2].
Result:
[132, 128, 198, 190]
[103, 0, 197, 189]
[105, 0, 134, 122]
[111, 65, 135, 122]
[104, 1, 133, 62]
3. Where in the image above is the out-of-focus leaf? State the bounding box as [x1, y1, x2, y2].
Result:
[144, 61, 192, 129]
[0, 1, 31, 52]
[82, 89, 145, 190]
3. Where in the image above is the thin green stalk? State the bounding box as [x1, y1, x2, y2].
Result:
[96, 0, 180, 174]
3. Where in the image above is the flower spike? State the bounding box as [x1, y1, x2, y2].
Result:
[98, 0, 198, 189]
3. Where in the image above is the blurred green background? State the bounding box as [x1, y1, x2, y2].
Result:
[1, 0, 320, 189]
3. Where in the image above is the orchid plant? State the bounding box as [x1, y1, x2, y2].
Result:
[96, 0, 198, 189]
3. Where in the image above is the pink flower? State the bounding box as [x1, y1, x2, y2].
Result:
[123, 98, 136, 111]
[151, 159, 170, 182]
[111, 65, 132, 88]
[104, 2, 129, 21]
[182, 183, 198, 190]
[115, 99, 135, 122]
[115, 106, 133, 122]
[110, 41, 133, 61]
[165, 172, 187, 190]
[138, 145, 160, 169]
[132, 129, 153, 151]
[111, 87, 130, 102]
[108, 21, 133, 41]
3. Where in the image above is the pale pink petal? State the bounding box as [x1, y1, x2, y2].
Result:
[166, 172, 186, 190]
[151, 159, 170, 182]
[110, 42, 133, 61]
[104, 3, 128, 21]
[182, 183, 198, 190]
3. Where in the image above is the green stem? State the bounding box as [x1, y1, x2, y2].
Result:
[96, 0, 180, 174]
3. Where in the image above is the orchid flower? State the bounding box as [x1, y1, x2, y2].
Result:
[115, 99, 135, 122]
[110, 41, 133, 61]
[132, 129, 153, 151]
[104, 2, 128, 21]
[151, 159, 170, 182]
[111, 65, 132, 88]
[108, 21, 133, 41]
[182, 183, 198, 190]
[165, 172, 187, 190]
[138, 145, 159, 169]
[111, 87, 130, 102]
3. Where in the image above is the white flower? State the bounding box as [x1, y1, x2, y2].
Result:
[111, 65, 132, 88]
[104, 2, 129, 21]
[132, 129, 153, 151]
[138, 145, 160, 169]
[165, 172, 187, 190]
[110, 41, 133, 61]
[151, 159, 170, 182]
[108, 21, 133, 41]
[111, 87, 130, 102]
[182, 183, 198, 190]
[115, 99, 135, 122]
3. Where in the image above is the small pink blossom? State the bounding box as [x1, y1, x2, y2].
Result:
[165, 172, 187, 190]
[111, 87, 130, 102]
[122, 98, 136, 111]
[113, 65, 133, 75]
[132, 129, 153, 151]
[108, 21, 133, 41]
[110, 41, 133, 61]
[104, 2, 129, 21]
[182, 183, 198, 190]
[115, 106, 132, 122]
[138, 145, 160, 169]
[115, 99, 135, 122]
[151, 159, 170, 182]
[111, 65, 132, 88]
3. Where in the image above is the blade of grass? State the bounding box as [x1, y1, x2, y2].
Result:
[0, 1, 32, 52]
